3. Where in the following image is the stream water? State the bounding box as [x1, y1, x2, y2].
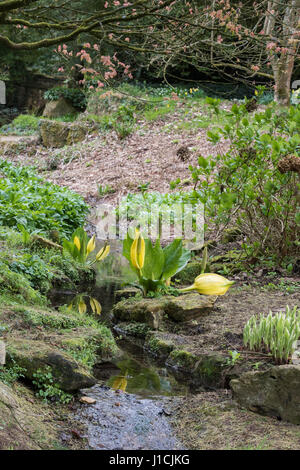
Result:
[50, 240, 187, 449]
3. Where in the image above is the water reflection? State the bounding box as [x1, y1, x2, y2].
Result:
[106, 351, 187, 398]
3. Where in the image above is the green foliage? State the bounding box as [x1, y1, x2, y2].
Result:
[32, 367, 72, 404]
[97, 184, 116, 197]
[184, 99, 300, 263]
[9, 254, 53, 294]
[0, 114, 40, 136]
[63, 337, 99, 369]
[0, 260, 46, 305]
[0, 160, 89, 237]
[44, 87, 87, 110]
[243, 305, 300, 363]
[123, 234, 191, 294]
[225, 350, 241, 366]
[0, 360, 26, 385]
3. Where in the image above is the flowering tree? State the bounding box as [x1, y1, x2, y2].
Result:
[0, 0, 299, 104]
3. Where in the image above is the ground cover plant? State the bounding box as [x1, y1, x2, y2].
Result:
[0, 160, 89, 237]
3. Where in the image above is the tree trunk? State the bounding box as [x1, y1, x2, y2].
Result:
[273, 54, 295, 106]
[265, 0, 300, 106]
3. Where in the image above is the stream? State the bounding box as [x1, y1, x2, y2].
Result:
[50, 240, 187, 450]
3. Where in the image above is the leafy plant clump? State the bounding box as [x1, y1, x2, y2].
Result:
[123, 229, 191, 295]
[32, 367, 72, 404]
[63, 227, 110, 266]
[243, 305, 300, 363]
[0, 160, 89, 237]
[44, 87, 87, 110]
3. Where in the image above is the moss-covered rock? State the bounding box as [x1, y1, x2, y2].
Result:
[163, 294, 215, 322]
[1, 304, 120, 391]
[210, 251, 245, 274]
[43, 98, 77, 119]
[6, 338, 96, 392]
[144, 332, 176, 359]
[113, 322, 151, 339]
[230, 365, 300, 424]
[113, 297, 164, 329]
[113, 294, 215, 328]
[114, 287, 140, 302]
[39, 119, 87, 148]
[0, 380, 87, 449]
[167, 349, 227, 388]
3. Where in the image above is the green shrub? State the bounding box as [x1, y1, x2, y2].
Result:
[185, 98, 300, 263]
[243, 305, 300, 363]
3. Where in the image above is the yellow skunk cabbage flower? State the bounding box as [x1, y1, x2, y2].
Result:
[90, 297, 102, 315]
[95, 244, 110, 262]
[180, 273, 234, 296]
[130, 229, 145, 270]
[74, 236, 81, 251]
[78, 298, 87, 314]
[86, 235, 96, 257]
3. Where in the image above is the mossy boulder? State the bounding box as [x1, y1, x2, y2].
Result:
[144, 332, 176, 359]
[113, 294, 215, 328]
[43, 98, 77, 119]
[1, 304, 120, 391]
[86, 90, 129, 115]
[114, 287, 140, 302]
[163, 294, 215, 322]
[210, 251, 245, 274]
[230, 365, 300, 424]
[113, 322, 151, 339]
[39, 119, 87, 148]
[113, 297, 165, 329]
[6, 338, 96, 392]
[167, 349, 228, 388]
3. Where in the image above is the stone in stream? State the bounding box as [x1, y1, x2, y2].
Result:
[113, 294, 215, 329]
[76, 385, 183, 450]
[230, 365, 300, 424]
